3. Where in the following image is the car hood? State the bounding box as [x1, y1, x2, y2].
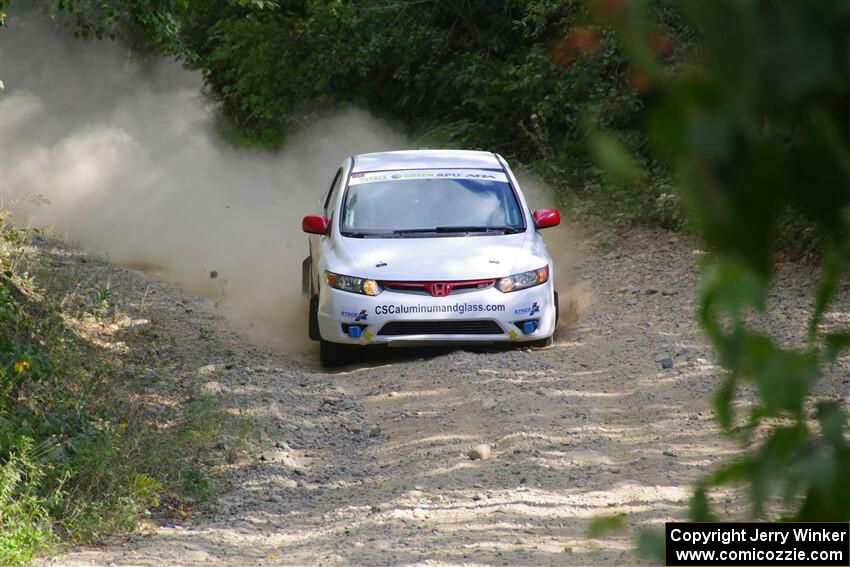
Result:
[338, 233, 531, 281]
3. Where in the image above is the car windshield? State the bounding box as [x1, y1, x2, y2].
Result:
[340, 169, 525, 237]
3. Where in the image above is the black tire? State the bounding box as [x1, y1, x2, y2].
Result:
[320, 340, 357, 367]
[308, 295, 321, 341]
[528, 335, 554, 348]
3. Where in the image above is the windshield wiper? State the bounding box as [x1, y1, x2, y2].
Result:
[382, 226, 524, 237]
[434, 226, 523, 234]
[389, 228, 442, 234]
[341, 230, 393, 238]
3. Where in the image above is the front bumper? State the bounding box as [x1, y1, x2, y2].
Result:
[317, 282, 556, 346]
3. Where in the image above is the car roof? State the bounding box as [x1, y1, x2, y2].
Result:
[351, 150, 503, 173]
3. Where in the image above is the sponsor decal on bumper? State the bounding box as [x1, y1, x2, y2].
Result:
[513, 302, 540, 316]
[321, 282, 555, 344]
[375, 303, 506, 316]
[340, 309, 369, 321]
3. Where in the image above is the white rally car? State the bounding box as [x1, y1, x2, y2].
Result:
[302, 150, 560, 366]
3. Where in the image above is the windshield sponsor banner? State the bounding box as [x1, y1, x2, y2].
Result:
[349, 169, 509, 186]
[376, 303, 506, 316]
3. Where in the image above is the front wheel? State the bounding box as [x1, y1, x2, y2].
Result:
[308, 295, 321, 341]
[527, 335, 554, 348]
[320, 340, 357, 367]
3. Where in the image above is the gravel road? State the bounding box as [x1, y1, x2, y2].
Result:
[40, 225, 843, 566]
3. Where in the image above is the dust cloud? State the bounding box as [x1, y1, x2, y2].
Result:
[517, 174, 591, 333]
[0, 12, 405, 349]
[1, 10, 582, 349]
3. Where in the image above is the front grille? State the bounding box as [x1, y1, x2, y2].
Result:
[380, 279, 495, 297]
[380, 283, 431, 296]
[377, 320, 503, 336]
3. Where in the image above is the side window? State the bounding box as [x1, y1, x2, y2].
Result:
[323, 168, 344, 217]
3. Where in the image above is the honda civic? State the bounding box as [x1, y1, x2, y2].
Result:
[302, 149, 560, 366]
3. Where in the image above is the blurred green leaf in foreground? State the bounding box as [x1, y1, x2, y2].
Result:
[596, 0, 850, 554]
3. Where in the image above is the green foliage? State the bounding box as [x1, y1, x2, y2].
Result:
[0, 220, 157, 560]
[215, 0, 688, 223]
[604, 0, 850, 558]
[2, 0, 699, 224]
[0, 440, 54, 566]
[587, 513, 626, 538]
[92, 284, 111, 319]
[15, 0, 686, 222]
[174, 1, 623, 150]
[0, 216, 247, 563]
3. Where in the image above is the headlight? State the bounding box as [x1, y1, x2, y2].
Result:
[496, 265, 549, 293]
[325, 271, 381, 296]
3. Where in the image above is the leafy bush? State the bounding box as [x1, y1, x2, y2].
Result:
[0, 215, 247, 563]
[596, 0, 850, 556]
[2, 0, 696, 225]
[0, 440, 53, 566]
[0, 220, 158, 558]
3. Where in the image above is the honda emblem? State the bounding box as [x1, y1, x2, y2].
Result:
[429, 282, 451, 297]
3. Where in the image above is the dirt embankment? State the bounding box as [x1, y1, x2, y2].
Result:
[36, 224, 845, 567]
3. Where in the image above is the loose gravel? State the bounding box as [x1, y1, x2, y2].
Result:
[40, 225, 849, 566]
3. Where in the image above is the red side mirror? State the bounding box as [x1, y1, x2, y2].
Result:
[302, 215, 330, 235]
[533, 208, 560, 229]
